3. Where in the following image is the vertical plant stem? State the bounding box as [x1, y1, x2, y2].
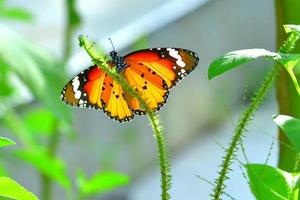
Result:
[40, 1, 80, 200]
[40, 123, 60, 200]
[79, 36, 172, 199]
[275, 0, 300, 172]
[212, 64, 281, 200]
[148, 113, 171, 200]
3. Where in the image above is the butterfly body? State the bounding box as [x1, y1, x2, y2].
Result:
[61, 48, 199, 122]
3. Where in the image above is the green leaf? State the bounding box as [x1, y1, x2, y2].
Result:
[0, 8, 32, 22]
[284, 25, 300, 35]
[0, 176, 38, 200]
[279, 53, 300, 70]
[273, 115, 300, 152]
[16, 150, 70, 189]
[245, 164, 293, 200]
[0, 25, 71, 122]
[77, 171, 129, 196]
[208, 49, 280, 79]
[23, 109, 57, 136]
[278, 54, 300, 95]
[0, 137, 15, 148]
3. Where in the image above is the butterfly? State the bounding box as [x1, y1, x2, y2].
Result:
[61, 47, 199, 122]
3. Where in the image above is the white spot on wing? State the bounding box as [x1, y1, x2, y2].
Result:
[167, 48, 186, 68]
[72, 76, 82, 99]
[75, 91, 81, 99]
[177, 60, 186, 67]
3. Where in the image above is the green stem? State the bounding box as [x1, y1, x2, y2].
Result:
[79, 36, 171, 200]
[40, 129, 60, 200]
[40, 1, 79, 199]
[275, 0, 300, 172]
[212, 64, 281, 200]
[63, 0, 74, 63]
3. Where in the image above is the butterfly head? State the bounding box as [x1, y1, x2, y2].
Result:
[109, 50, 118, 60]
[109, 51, 127, 72]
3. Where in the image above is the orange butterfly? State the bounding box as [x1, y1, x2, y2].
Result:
[61, 48, 199, 122]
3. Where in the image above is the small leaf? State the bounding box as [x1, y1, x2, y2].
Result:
[279, 54, 300, 70]
[0, 137, 15, 148]
[0, 8, 32, 22]
[277, 54, 300, 95]
[23, 109, 57, 135]
[77, 171, 129, 196]
[245, 164, 293, 200]
[273, 115, 300, 152]
[208, 49, 280, 79]
[0, 176, 38, 200]
[16, 150, 70, 189]
[284, 25, 300, 35]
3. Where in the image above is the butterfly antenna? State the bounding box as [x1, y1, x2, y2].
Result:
[108, 38, 116, 51]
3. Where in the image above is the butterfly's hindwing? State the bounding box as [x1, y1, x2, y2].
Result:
[101, 76, 134, 122]
[123, 64, 169, 115]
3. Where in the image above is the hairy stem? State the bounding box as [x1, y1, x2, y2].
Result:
[79, 36, 171, 200]
[211, 26, 300, 199]
[211, 64, 281, 200]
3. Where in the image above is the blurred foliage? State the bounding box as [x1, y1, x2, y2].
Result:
[16, 149, 71, 189]
[132, 35, 149, 51]
[66, 0, 81, 31]
[0, 1, 130, 199]
[0, 177, 38, 200]
[0, 0, 32, 22]
[23, 108, 59, 136]
[0, 25, 71, 122]
[0, 138, 38, 199]
[0, 137, 15, 148]
[77, 171, 129, 197]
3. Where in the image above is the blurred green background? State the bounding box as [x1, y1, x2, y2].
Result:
[0, 0, 284, 199]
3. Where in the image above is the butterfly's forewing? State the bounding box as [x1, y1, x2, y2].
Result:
[124, 48, 199, 88]
[61, 64, 134, 122]
[61, 65, 105, 109]
[123, 48, 199, 114]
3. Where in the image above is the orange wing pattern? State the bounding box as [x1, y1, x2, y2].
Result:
[61, 48, 199, 122]
[61, 64, 133, 122]
[123, 48, 199, 114]
[101, 74, 133, 122]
